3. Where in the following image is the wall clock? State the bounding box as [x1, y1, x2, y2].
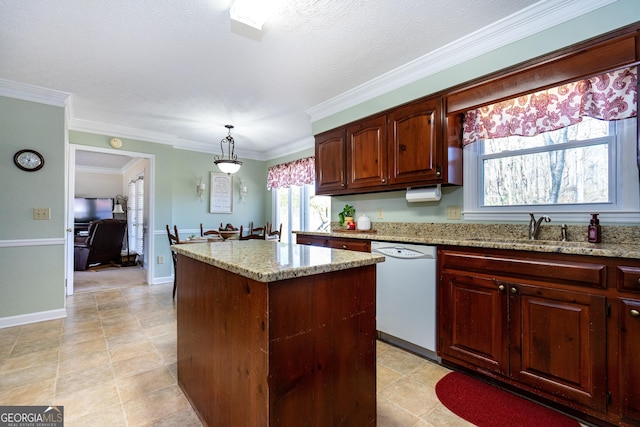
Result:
[14, 149, 45, 172]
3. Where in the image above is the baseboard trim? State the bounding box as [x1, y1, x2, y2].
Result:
[149, 275, 173, 286]
[0, 308, 67, 329]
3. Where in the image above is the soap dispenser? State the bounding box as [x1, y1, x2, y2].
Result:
[587, 213, 601, 243]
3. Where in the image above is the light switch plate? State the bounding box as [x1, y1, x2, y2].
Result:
[446, 206, 461, 220]
[33, 208, 51, 220]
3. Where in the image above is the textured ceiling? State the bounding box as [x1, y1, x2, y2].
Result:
[0, 0, 596, 161]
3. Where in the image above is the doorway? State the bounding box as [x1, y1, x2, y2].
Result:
[66, 145, 155, 295]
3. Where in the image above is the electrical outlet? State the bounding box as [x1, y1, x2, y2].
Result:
[377, 208, 384, 219]
[446, 206, 461, 220]
[158, 255, 164, 264]
[33, 208, 51, 220]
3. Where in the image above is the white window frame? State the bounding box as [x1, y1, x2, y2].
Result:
[272, 184, 313, 243]
[463, 118, 640, 223]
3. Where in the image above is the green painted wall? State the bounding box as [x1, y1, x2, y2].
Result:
[0, 97, 66, 318]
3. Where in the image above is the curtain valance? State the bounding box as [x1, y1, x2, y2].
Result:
[463, 67, 637, 145]
[267, 156, 315, 190]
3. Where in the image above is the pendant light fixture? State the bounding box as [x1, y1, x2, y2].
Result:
[214, 125, 243, 174]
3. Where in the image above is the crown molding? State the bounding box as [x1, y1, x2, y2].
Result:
[265, 136, 315, 160]
[306, 0, 618, 122]
[0, 78, 70, 107]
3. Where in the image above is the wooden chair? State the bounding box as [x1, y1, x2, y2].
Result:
[239, 225, 266, 240]
[266, 223, 282, 242]
[200, 223, 222, 240]
[246, 221, 266, 236]
[166, 225, 180, 299]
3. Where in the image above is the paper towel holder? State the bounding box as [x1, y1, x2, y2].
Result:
[406, 184, 442, 202]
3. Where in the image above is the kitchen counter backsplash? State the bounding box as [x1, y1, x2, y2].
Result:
[327, 221, 640, 244]
[294, 222, 640, 259]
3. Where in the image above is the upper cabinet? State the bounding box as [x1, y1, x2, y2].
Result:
[315, 96, 462, 196]
[315, 128, 347, 194]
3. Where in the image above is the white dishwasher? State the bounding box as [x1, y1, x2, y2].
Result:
[372, 241, 438, 360]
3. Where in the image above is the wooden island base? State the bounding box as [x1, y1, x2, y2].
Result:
[177, 254, 377, 426]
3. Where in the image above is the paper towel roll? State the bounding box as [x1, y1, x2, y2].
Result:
[406, 185, 441, 202]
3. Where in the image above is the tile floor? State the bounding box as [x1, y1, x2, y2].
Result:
[0, 283, 573, 426]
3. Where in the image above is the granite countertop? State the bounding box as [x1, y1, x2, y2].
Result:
[171, 239, 385, 282]
[295, 223, 640, 259]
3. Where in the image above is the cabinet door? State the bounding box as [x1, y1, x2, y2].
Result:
[510, 284, 607, 411]
[439, 273, 509, 375]
[387, 98, 442, 185]
[346, 115, 387, 189]
[619, 298, 640, 423]
[315, 128, 346, 194]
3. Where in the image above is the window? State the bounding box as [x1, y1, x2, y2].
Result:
[464, 116, 638, 222]
[128, 176, 144, 254]
[273, 184, 330, 243]
[462, 67, 638, 223]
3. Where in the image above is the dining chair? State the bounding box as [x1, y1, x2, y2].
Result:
[200, 223, 222, 240]
[246, 221, 266, 236]
[239, 225, 266, 240]
[166, 225, 180, 299]
[266, 223, 282, 242]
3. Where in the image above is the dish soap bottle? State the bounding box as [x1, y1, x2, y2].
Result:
[587, 213, 601, 243]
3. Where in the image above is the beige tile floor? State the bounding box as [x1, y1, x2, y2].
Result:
[0, 283, 574, 426]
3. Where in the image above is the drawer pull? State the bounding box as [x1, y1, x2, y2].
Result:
[510, 287, 518, 294]
[498, 284, 505, 291]
[342, 245, 348, 249]
[631, 309, 640, 318]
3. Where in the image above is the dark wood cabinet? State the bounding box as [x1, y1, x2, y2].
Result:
[439, 273, 509, 375]
[315, 96, 460, 195]
[437, 247, 627, 423]
[511, 284, 607, 411]
[315, 128, 346, 193]
[295, 233, 371, 253]
[346, 115, 387, 189]
[619, 298, 640, 423]
[387, 97, 442, 185]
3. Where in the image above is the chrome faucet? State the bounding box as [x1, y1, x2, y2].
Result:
[529, 213, 551, 240]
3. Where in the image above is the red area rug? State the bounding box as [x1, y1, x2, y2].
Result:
[435, 372, 579, 427]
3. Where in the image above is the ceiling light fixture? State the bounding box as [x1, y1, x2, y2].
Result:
[230, 0, 270, 30]
[214, 125, 242, 174]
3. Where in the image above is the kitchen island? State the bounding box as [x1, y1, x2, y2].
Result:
[171, 240, 384, 427]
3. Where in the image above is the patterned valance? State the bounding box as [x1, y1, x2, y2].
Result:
[267, 156, 315, 190]
[463, 66, 638, 145]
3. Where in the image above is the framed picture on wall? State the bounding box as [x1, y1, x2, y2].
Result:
[210, 172, 233, 213]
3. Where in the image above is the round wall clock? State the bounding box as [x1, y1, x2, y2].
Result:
[14, 149, 45, 172]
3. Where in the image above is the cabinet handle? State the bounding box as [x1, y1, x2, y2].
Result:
[510, 287, 518, 294]
[637, 278, 640, 285]
[341, 183, 345, 187]
[631, 309, 640, 318]
[498, 284, 505, 291]
[436, 171, 441, 176]
[382, 178, 386, 183]
[342, 245, 348, 249]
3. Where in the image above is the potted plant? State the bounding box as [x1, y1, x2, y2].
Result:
[338, 204, 355, 227]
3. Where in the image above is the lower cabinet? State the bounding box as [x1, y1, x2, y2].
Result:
[295, 234, 371, 253]
[619, 298, 640, 423]
[438, 246, 639, 426]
